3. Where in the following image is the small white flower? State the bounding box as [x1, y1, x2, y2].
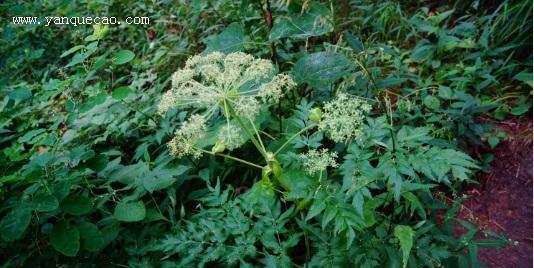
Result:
[217, 124, 244, 151]
[159, 52, 297, 157]
[258, 73, 296, 103]
[168, 114, 206, 158]
[246, 58, 274, 80]
[185, 52, 224, 69]
[299, 148, 339, 175]
[319, 93, 371, 143]
[234, 96, 260, 119]
[171, 69, 195, 88]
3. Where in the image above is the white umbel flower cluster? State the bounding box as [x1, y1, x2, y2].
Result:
[319, 93, 371, 143]
[168, 114, 206, 158]
[299, 148, 339, 175]
[217, 124, 244, 151]
[157, 52, 295, 116]
[160, 52, 296, 158]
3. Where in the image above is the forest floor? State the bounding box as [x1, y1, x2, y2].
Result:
[461, 118, 532, 267]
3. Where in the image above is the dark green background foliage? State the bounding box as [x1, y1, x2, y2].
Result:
[0, 0, 531, 267]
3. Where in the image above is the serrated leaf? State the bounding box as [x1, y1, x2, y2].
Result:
[111, 50, 135, 65]
[394, 225, 415, 268]
[50, 220, 80, 256]
[306, 200, 326, 221]
[114, 201, 146, 222]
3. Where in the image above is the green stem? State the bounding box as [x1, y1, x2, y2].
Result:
[274, 124, 317, 156]
[196, 148, 263, 169]
[225, 101, 269, 160]
[248, 117, 267, 154]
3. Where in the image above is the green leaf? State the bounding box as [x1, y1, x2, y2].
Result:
[114, 201, 146, 222]
[487, 136, 499, 148]
[78, 222, 105, 252]
[270, 4, 332, 40]
[306, 200, 326, 221]
[423, 95, 440, 110]
[513, 71, 532, 87]
[204, 23, 244, 54]
[293, 52, 352, 90]
[394, 225, 415, 268]
[50, 220, 80, 256]
[60, 195, 93, 216]
[345, 32, 364, 52]
[19, 128, 46, 143]
[8, 88, 32, 101]
[111, 50, 135, 65]
[112, 86, 132, 100]
[411, 41, 435, 62]
[0, 207, 31, 242]
[31, 193, 59, 212]
[60, 45, 85, 58]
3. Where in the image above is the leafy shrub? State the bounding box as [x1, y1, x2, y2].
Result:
[0, 0, 530, 267]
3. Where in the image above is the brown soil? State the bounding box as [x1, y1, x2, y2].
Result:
[462, 118, 533, 267]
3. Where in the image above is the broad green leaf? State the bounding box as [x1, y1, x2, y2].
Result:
[513, 71, 532, 87]
[78, 222, 105, 252]
[394, 225, 415, 268]
[293, 52, 353, 90]
[423, 95, 440, 110]
[8, 88, 32, 101]
[111, 50, 135, 65]
[60, 195, 93, 216]
[31, 193, 59, 212]
[345, 32, 364, 52]
[270, 3, 332, 40]
[100, 222, 120, 248]
[375, 77, 406, 88]
[112, 86, 132, 100]
[204, 23, 244, 54]
[0, 207, 31, 241]
[114, 201, 146, 222]
[411, 41, 435, 62]
[50, 220, 80, 256]
[487, 136, 499, 148]
[19, 128, 46, 143]
[143, 175, 175, 193]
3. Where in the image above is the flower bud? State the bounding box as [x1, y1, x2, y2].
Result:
[309, 108, 322, 124]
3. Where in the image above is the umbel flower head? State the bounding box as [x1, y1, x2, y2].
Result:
[168, 114, 206, 158]
[157, 51, 295, 116]
[318, 93, 371, 143]
[299, 148, 339, 175]
[160, 52, 296, 158]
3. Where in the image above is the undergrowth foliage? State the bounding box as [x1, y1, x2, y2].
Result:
[0, 0, 531, 267]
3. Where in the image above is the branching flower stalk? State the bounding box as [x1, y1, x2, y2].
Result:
[159, 52, 297, 181]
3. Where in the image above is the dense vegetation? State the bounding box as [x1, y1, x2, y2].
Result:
[1, 0, 532, 267]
